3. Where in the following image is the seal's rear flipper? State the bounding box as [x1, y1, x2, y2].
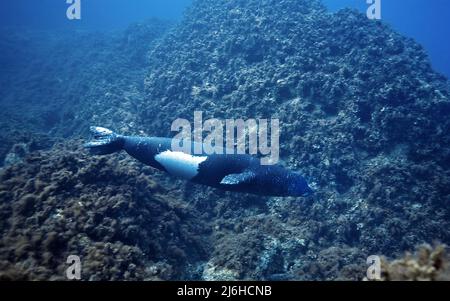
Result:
[84, 126, 124, 155]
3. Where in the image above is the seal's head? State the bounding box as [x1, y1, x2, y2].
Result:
[287, 173, 314, 197]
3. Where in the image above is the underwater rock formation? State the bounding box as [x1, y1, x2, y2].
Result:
[137, 0, 450, 279]
[0, 141, 209, 280]
[379, 244, 450, 281]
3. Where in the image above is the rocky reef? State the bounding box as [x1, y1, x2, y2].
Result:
[0, 141, 209, 280]
[138, 0, 450, 280]
[380, 244, 450, 281]
[0, 0, 449, 280]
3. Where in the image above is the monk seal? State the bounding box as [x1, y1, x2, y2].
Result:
[84, 126, 313, 197]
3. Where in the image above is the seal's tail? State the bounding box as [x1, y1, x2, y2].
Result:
[84, 126, 124, 155]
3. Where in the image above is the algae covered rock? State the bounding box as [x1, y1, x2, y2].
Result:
[0, 141, 209, 280]
[379, 244, 450, 281]
[136, 0, 450, 280]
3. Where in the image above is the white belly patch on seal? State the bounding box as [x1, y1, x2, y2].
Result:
[155, 150, 208, 180]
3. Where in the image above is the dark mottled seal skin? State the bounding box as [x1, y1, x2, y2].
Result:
[84, 126, 313, 197]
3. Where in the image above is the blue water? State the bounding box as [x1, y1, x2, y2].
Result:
[0, 0, 448, 78]
[323, 0, 450, 79]
[0, 0, 192, 30]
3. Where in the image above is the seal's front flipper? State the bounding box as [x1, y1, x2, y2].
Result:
[220, 171, 256, 185]
[84, 126, 124, 155]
